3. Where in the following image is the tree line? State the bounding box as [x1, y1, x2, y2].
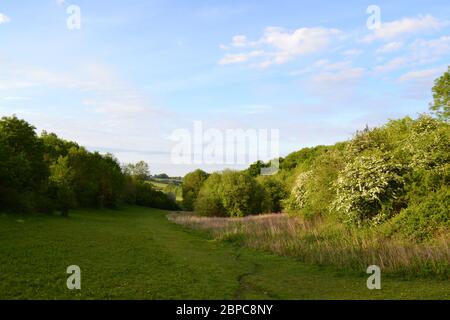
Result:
[181, 66, 450, 240]
[0, 118, 178, 216]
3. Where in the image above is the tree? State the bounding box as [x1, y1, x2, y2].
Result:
[0, 116, 48, 212]
[259, 176, 287, 213]
[124, 161, 150, 181]
[246, 160, 269, 177]
[218, 170, 264, 217]
[182, 169, 209, 211]
[48, 156, 75, 217]
[154, 173, 169, 179]
[430, 66, 450, 120]
[195, 173, 226, 217]
[332, 152, 408, 225]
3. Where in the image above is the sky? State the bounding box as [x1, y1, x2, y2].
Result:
[0, 0, 449, 176]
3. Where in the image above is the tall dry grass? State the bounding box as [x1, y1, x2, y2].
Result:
[168, 213, 450, 277]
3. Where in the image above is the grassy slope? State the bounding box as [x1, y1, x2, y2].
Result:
[148, 181, 182, 201]
[0, 207, 448, 300]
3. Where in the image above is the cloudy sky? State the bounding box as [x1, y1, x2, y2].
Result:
[0, 0, 449, 175]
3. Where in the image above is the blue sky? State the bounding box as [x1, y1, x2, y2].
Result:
[1, 0, 449, 175]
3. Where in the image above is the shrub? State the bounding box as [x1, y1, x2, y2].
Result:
[259, 177, 288, 213]
[387, 186, 450, 241]
[182, 169, 209, 211]
[133, 180, 179, 210]
[195, 173, 226, 217]
[195, 171, 264, 217]
[404, 115, 450, 170]
[332, 152, 408, 226]
[218, 171, 264, 217]
[297, 149, 345, 218]
[285, 171, 314, 217]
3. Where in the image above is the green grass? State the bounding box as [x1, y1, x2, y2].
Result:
[148, 181, 182, 201]
[0, 207, 448, 299]
[149, 181, 169, 189]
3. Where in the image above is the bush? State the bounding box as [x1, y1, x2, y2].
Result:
[285, 171, 314, 216]
[195, 171, 264, 217]
[332, 152, 408, 225]
[182, 169, 209, 211]
[133, 180, 179, 210]
[286, 148, 345, 218]
[404, 115, 450, 170]
[218, 171, 264, 217]
[259, 176, 288, 213]
[195, 173, 226, 217]
[387, 187, 450, 241]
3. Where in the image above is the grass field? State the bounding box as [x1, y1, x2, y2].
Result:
[0, 206, 448, 299]
[148, 180, 183, 201]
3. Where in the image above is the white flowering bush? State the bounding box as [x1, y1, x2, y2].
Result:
[332, 153, 408, 225]
[404, 115, 450, 170]
[285, 170, 314, 215]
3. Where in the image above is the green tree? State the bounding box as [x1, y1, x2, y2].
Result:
[430, 66, 450, 120]
[195, 173, 226, 217]
[182, 169, 209, 211]
[124, 161, 150, 181]
[218, 170, 264, 217]
[48, 156, 75, 217]
[259, 176, 288, 213]
[0, 116, 48, 212]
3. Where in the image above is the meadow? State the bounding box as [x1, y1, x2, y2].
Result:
[168, 213, 450, 277]
[1, 206, 449, 300]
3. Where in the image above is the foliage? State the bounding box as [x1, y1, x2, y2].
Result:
[285, 171, 314, 216]
[387, 186, 450, 241]
[245, 160, 271, 177]
[182, 169, 209, 211]
[195, 173, 226, 217]
[0, 116, 177, 215]
[123, 161, 150, 181]
[332, 153, 408, 225]
[279, 145, 329, 171]
[218, 170, 264, 217]
[403, 115, 450, 169]
[195, 171, 264, 217]
[48, 156, 76, 216]
[131, 180, 179, 210]
[430, 65, 450, 120]
[0, 116, 48, 212]
[258, 176, 288, 213]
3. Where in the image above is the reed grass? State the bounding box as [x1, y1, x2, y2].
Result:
[168, 213, 450, 277]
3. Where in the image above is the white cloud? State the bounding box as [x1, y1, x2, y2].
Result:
[410, 36, 450, 62]
[399, 66, 447, 82]
[373, 36, 450, 74]
[0, 13, 10, 24]
[342, 49, 363, 57]
[373, 56, 409, 74]
[0, 63, 159, 119]
[398, 66, 448, 100]
[311, 60, 365, 84]
[363, 15, 446, 42]
[291, 59, 365, 98]
[376, 41, 403, 54]
[231, 35, 248, 47]
[218, 51, 263, 65]
[219, 26, 341, 67]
